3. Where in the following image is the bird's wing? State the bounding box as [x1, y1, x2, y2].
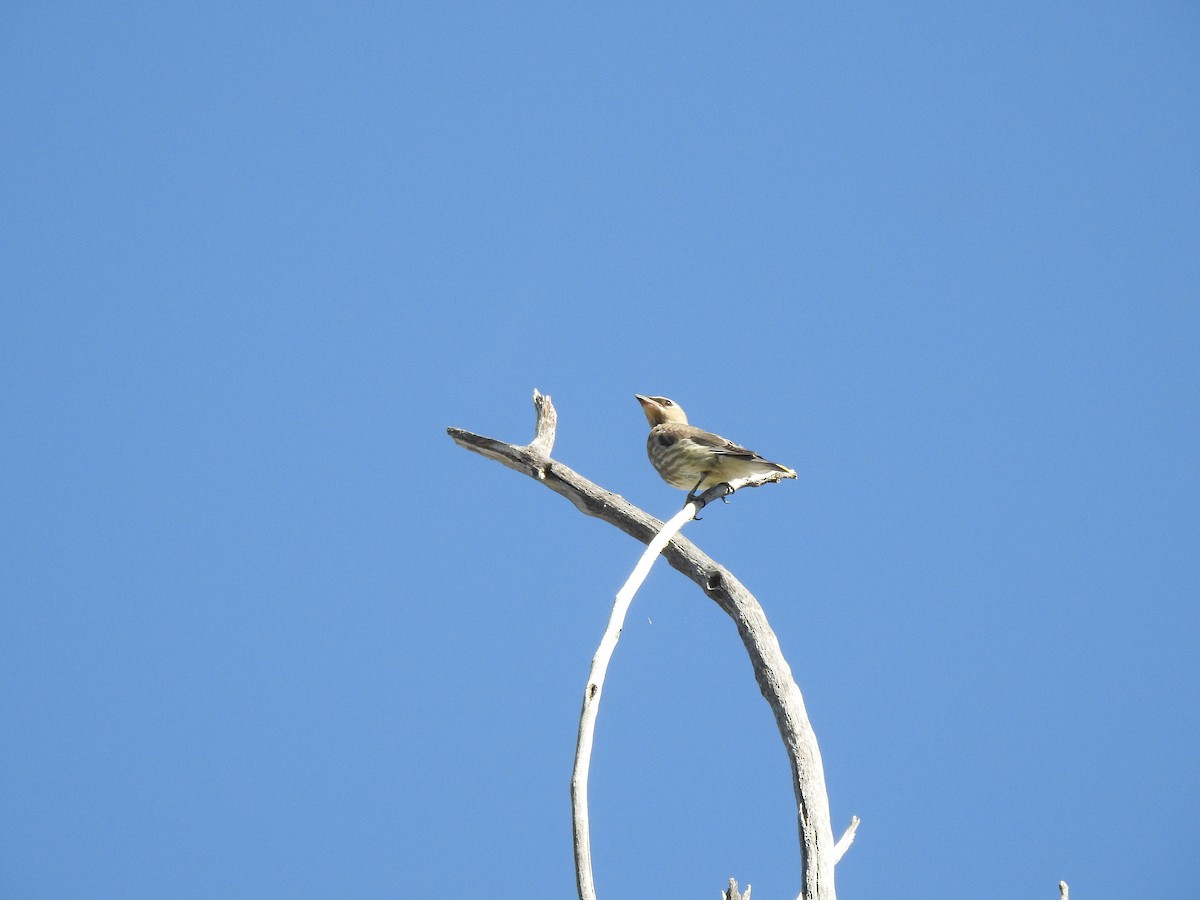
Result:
[683, 428, 762, 460]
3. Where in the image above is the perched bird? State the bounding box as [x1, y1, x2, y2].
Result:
[635, 394, 797, 504]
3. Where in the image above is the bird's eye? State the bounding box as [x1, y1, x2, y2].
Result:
[661, 398, 673, 406]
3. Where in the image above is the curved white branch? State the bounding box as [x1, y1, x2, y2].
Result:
[571, 503, 696, 900]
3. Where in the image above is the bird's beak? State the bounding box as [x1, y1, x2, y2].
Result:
[635, 394, 662, 426]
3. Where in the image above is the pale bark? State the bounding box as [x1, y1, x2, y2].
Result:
[571, 503, 696, 900]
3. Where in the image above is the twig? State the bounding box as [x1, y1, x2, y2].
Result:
[449, 390, 848, 900]
[831, 817, 859, 865]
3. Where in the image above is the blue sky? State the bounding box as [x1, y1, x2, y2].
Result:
[2, 3, 1197, 898]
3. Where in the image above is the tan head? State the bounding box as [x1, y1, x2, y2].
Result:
[635, 394, 689, 427]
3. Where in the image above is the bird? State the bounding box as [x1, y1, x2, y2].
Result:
[634, 394, 796, 505]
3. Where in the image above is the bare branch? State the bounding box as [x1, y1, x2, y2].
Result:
[572, 503, 696, 900]
[449, 391, 842, 900]
[723, 879, 751, 900]
[529, 387, 556, 456]
[831, 816, 859, 865]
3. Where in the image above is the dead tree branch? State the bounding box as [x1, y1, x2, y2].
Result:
[448, 390, 845, 900]
[571, 502, 697, 900]
[831, 816, 860, 865]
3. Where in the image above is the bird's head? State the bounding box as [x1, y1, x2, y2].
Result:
[635, 394, 689, 427]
